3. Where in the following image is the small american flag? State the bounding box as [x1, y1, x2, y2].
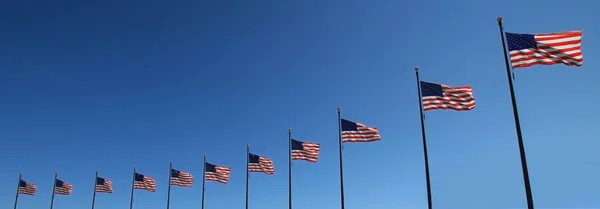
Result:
[341, 119, 381, 143]
[506, 30, 582, 69]
[134, 172, 156, 192]
[170, 169, 194, 187]
[248, 153, 274, 175]
[205, 162, 231, 184]
[291, 139, 320, 163]
[420, 81, 475, 111]
[18, 179, 37, 195]
[54, 179, 73, 195]
[95, 177, 113, 193]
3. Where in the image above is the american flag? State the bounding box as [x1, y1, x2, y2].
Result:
[291, 139, 320, 163]
[420, 81, 475, 111]
[341, 119, 381, 143]
[170, 169, 194, 187]
[54, 179, 73, 195]
[506, 30, 582, 69]
[248, 153, 274, 175]
[18, 179, 37, 195]
[205, 162, 231, 184]
[134, 172, 156, 192]
[95, 177, 113, 193]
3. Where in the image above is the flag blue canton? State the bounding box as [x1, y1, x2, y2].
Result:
[291, 139, 305, 151]
[19, 180, 28, 187]
[96, 177, 107, 185]
[420, 81, 444, 97]
[506, 33, 537, 51]
[170, 169, 183, 178]
[55, 179, 66, 187]
[341, 119, 358, 131]
[205, 163, 218, 172]
[134, 173, 145, 181]
[248, 153, 260, 163]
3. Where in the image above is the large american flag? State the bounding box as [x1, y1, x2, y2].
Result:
[54, 179, 73, 195]
[18, 179, 37, 195]
[248, 153, 274, 175]
[134, 172, 156, 192]
[341, 119, 381, 143]
[506, 30, 582, 69]
[170, 169, 194, 187]
[420, 81, 475, 111]
[291, 139, 320, 163]
[95, 177, 113, 193]
[205, 162, 231, 184]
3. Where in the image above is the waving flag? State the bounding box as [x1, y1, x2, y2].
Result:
[291, 139, 320, 163]
[170, 169, 194, 187]
[248, 153, 274, 175]
[54, 179, 73, 195]
[134, 173, 156, 192]
[205, 163, 231, 184]
[95, 177, 113, 193]
[341, 119, 381, 143]
[420, 81, 475, 111]
[506, 30, 582, 69]
[18, 180, 37, 195]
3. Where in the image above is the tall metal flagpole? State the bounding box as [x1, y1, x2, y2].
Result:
[497, 17, 535, 209]
[415, 67, 433, 209]
[201, 154, 207, 209]
[245, 144, 250, 209]
[166, 161, 173, 209]
[49, 172, 57, 209]
[129, 166, 136, 209]
[91, 170, 98, 209]
[337, 107, 346, 209]
[288, 128, 292, 209]
[13, 172, 22, 209]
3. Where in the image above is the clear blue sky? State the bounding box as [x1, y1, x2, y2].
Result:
[1, 1, 598, 209]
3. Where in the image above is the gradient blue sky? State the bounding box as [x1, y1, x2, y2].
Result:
[1, 1, 598, 209]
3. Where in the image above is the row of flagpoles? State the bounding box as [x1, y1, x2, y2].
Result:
[12, 18, 583, 209]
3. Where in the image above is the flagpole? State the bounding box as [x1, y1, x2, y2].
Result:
[13, 172, 22, 209]
[201, 154, 206, 209]
[337, 107, 346, 209]
[129, 166, 136, 209]
[167, 161, 173, 209]
[497, 17, 535, 209]
[245, 144, 250, 209]
[288, 128, 293, 209]
[415, 67, 433, 209]
[91, 170, 98, 209]
[50, 172, 57, 209]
